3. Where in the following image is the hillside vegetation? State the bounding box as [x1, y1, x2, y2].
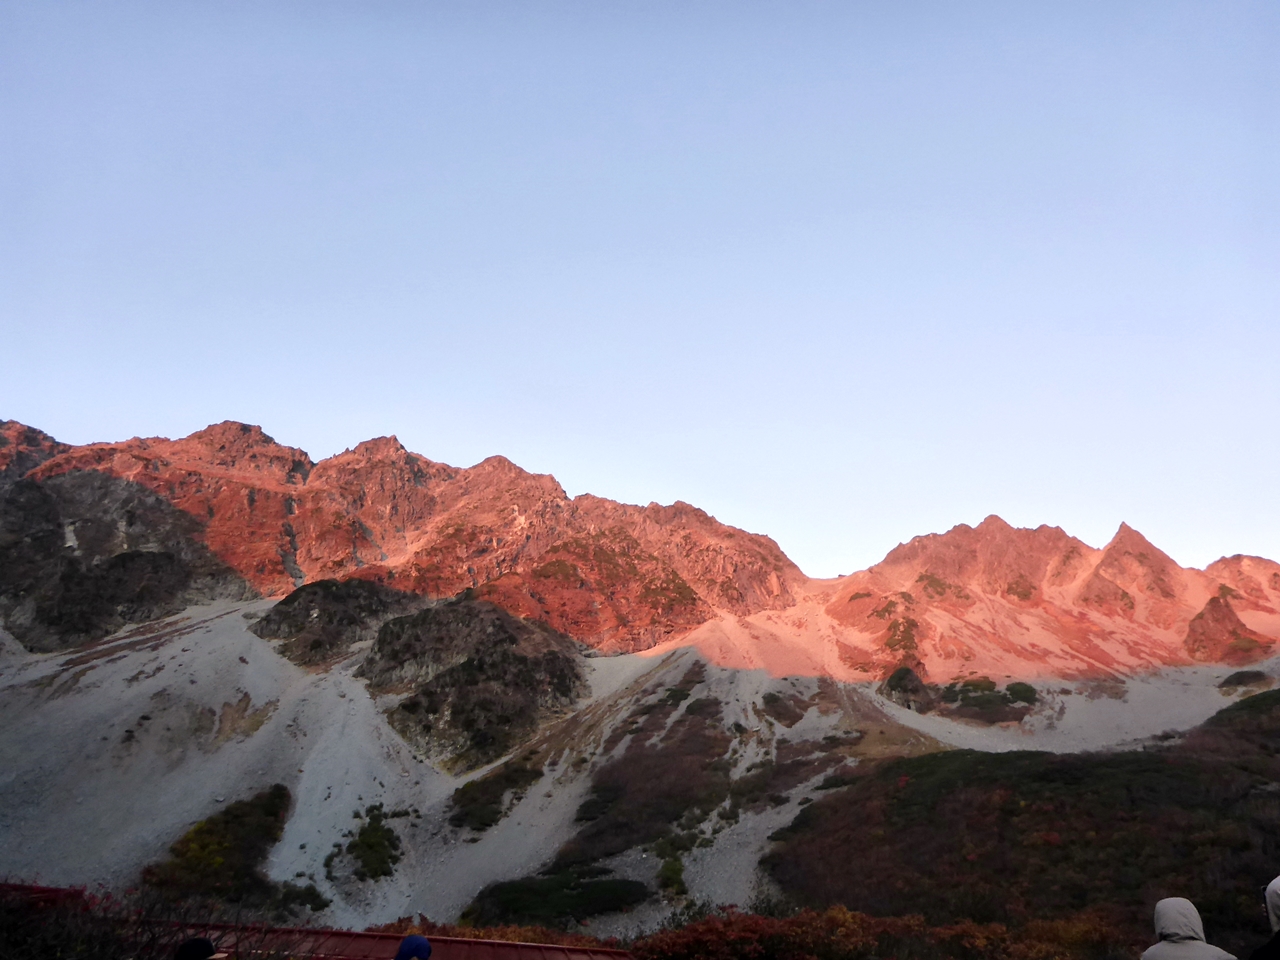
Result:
[766, 690, 1280, 956]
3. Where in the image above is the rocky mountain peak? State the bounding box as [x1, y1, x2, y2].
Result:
[1077, 521, 1187, 622]
[871, 515, 1093, 598]
[0, 420, 69, 487]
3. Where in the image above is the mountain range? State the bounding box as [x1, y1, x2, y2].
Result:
[4, 418, 1280, 941]
[3, 419, 1278, 677]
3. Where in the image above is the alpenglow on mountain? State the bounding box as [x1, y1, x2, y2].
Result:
[3, 418, 1276, 676]
[5, 417, 1280, 942]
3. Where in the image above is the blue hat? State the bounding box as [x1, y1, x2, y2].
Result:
[395, 935, 433, 960]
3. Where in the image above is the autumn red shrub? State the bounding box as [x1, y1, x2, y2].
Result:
[630, 906, 1134, 960]
[368, 914, 613, 947]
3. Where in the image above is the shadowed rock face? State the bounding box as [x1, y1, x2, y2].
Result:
[0, 421, 69, 489]
[357, 597, 586, 771]
[250, 579, 427, 666]
[0, 472, 253, 651]
[16, 421, 803, 652]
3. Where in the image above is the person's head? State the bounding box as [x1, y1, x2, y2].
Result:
[1154, 898, 1207, 944]
[174, 938, 228, 960]
[1264, 876, 1280, 933]
[395, 935, 433, 960]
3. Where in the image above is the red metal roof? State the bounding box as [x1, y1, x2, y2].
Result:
[0, 885, 634, 960]
[197, 924, 632, 960]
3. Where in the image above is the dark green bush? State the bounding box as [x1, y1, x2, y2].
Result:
[142, 785, 291, 903]
[556, 665, 730, 867]
[885, 667, 917, 693]
[766, 692, 1280, 955]
[347, 803, 401, 880]
[463, 869, 649, 927]
[658, 857, 687, 895]
[1219, 670, 1269, 688]
[449, 762, 543, 831]
[1005, 682, 1038, 705]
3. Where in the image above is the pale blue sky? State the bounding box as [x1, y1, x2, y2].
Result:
[2, 1, 1277, 577]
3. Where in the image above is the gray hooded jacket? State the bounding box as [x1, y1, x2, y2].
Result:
[1141, 898, 1236, 960]
[1266, 877, 1280, 935]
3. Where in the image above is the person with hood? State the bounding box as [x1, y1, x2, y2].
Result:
[1248, 876, 1280, 960]
[1142, 898, 1235, 960]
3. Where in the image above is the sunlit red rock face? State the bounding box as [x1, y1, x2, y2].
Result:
[0, 420, 69, 486]
[14, 420, 1280, 675]
[808, 515, 1280, 681]
[27, 422, 803, 651]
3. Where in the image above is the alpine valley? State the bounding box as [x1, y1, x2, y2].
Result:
[4, 420, 1280, 943]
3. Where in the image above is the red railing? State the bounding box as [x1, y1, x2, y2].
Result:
[0, 884, 634, 960]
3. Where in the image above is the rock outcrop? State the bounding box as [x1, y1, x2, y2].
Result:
[0, 471, 252, 651]
[356, 596, 586, 771]
[1184, 594, 1275, 665]
[250, 578, 427, 666]
[0, 420, 69, 489]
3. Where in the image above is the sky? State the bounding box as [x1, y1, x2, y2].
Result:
[1, 1, 1277, 578]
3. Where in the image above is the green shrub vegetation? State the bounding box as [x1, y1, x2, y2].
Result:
[1218, 670, 1269, 686]
[884, 667, 917, 693]
[557, 664, 732, 867]
[1204, 686, 1280, 724]
[449, 762, 544, 831]
[883, 618, 918, 653]
[765, 689, 1280, 955]
[936, 677, 1032, 721]
[1005, 682, 1038, 705]
[1005, 577, 1035, 601]
[347, 803, 402, 881]
[250, 579, 421, 666]
[143, 785, 289, 902]
[870, 600, 898, 619]
[658, 856, 687, 895]
[463, 868, 649, 928]
[640, 569, 701, 613]
[916, 573, 950, 597]
[141, 784, 329, 914]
